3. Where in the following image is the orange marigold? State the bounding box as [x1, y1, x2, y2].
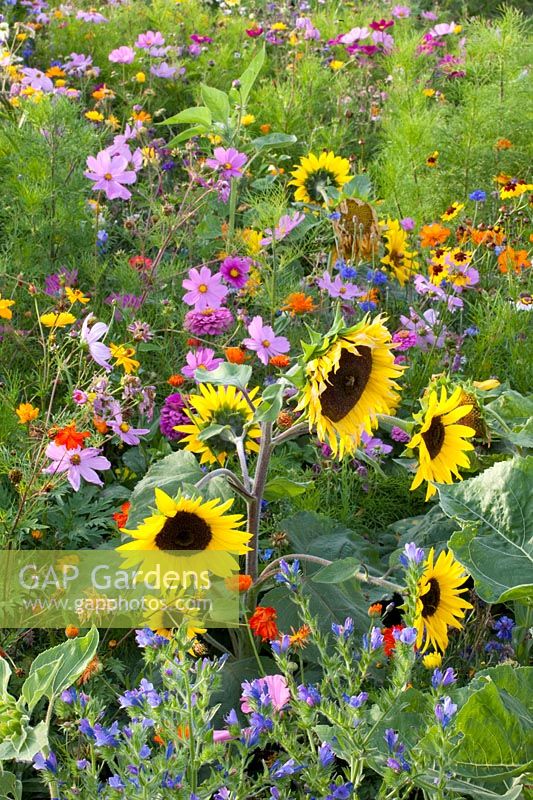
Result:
[419, 223, 451, 248]
[282, 292, 317, 316]
[225, 574, 253, 592]
[65, 625, 79, 638]
[249, 606, 279, 642]
[225, 347, 248, 364]
[495, 138, 512, 150]
[269, 355, 291, 368]
[93, 416, 109, 434]
[54, 422, 90, 450]
[497, 246, 530, 274]
[168, 374, 185, 387]
[368, 603, 383, 616]
[113, 501, 131, 528]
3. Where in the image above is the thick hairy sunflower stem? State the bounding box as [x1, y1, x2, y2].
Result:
[270, 421, 310, 447]
[256, 553, 404, 594]
[194, 468, 253, 500]
[245, 421, 272, 582]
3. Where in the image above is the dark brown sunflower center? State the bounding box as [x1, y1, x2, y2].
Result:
[319, 346, 372, 423]
[421, 577, 441, 618]
[154, 512, 212, 551]
[422, 416, 445, 459]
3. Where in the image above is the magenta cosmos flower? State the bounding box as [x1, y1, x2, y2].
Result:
[85, 149, 137, 200]
[182, 347, 223, 379]
[206, 147, 247, 179]
[44, 443, 111, 491]
[182, 266, 228, 311]
[243, 316, 290, 365]
[109, 46, 135, 64]
[80, 314, 112, 371]
[219, 256, 252, 288]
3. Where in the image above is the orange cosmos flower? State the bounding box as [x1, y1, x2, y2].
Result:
[54, 422, 90, 450]
[225, 346, 249, 364]
[269, 355, 291, 368]
[113, 501, 131, 528]
[497, 246, 530, 274]
[249, 606, 279, 641]
[419, 223, 451, 248]
[93, 416, 109, 434]
[282, 292, 317, 316]
[225, 574, 253, 592]
[495, 138, 512, 150]
[16, 402, 39, 424]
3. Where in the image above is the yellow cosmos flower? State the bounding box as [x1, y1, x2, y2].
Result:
[241, 114, 256, 126]
[415, 548, 472, 652]
[441, 202, 464, 221]
[85, 110, 104, 122]
[409, 386, 475, 501]
[422, 651, 442, 669]
[176, 384, 261, 465]
[380, 219, 418, 286]
[289, 151, 352, 205]
[295, 315, 404, 457]
[16, 402, 39, 424]
[65, 287, 90, 305]
[0, 294, 15, 320]
[110, 343, 139, 374]
[40, 312, 76, 328]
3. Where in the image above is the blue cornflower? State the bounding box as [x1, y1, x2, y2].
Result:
[359, 300, 377, 313]
[494, 615, 515, 641]
[366, 269, 388, 285]
[469, 190, 486, 202]
[434, 696, 457, 728]
[399, 541, 425, 566]
[33, 752, 58, 774]
[331, 617, 354, 639]
[274, 559, 300, 591]
[431, 667, 457, 689]
[340, 265, 358, 279]
[319, 741, 335, 768]
[271, 758, 304, 779]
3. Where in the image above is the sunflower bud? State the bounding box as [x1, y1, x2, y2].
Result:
[0, 696, 23, 739]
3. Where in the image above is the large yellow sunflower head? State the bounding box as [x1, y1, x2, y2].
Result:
[292, 313, 405, 457]
[175, 384, 261, 465]
[415, 547, 472, 652]
[380, 219, 418, 286]
[409, 385, 475, 501]
[289, 151, 352, 205]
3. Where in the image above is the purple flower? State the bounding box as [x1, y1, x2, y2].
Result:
[400, 216, 415, 230]
[393, 626, 417, 646]
[494, 616, 515, 641]
[384, 728, 399, 751]
[387, 756, 410, 773]
[181, 347, 223, 379]
[44, 443, 111, 491]
[109, 46, 135, 64]
[243, 315, 290, 365]
[399, 308, 446, 350]
[20, 67, 54, 92]
[392, 329, 418, 351]
[108, 411, 149, 445]
[159, 393, 188, 440]
[325, 783, 354, 800]
[392, 5, 411, 18]
[274, 558, 300, 591]
[150, 62, 177, 78]
[260, 212, 305, 246]
[77, 9, 107, 22]
[344, 691, 368, 708]
[135, 30, 165, 49]
[44, 267, 78, 297]
[434, 696, 457, 728]
[271, 635, 291, 655]
[80, 314, 112, 371]
[331, 617, 354, 639]
[432, 668, 457, 689]
[135, 628, 168, 649]
[77, 759, 90, 770]
[127, 320, 153, 343]
[339, 26, 369, 44]
[391, 426, 410, 443]
[319, 742, 335, 768]
[184, 307, 234, 336]
[469, 190, 486, 202]
[33, 752, 57, 774]
[108, 776, 125, 790]
[271, 759, 304, 779]
[399, 542, 425, 566]
[85, 149, 137, 201]
[219, 256, 252, 288]
[369, 626, 384, 650]
[317, 271, 363, 300]
[297, 684, 321, 707]
[360, 430, 393, 459]
[182, 266, 228, 310]
[63, 52, 94, 76]
[206, 147, 247, 179]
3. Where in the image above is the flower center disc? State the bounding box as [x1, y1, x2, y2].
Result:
[422, 416, 445, 459]
[421, 577, 441, 618]
[155, 511, 212, 550]
[319, 346, 372, 423]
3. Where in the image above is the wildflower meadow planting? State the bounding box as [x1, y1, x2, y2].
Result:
[0, 0, 532, 797]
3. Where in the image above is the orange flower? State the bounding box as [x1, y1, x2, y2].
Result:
[16, 402, 39, 424]
[113, 501, 131, 528]
[132, 109, 152, 123]
[368, 603, 383, 616]
[168, 374, 185, 387]
[177, 724, 190, 740]
[269, 355, 291, 368]
[77, 655, 102, 685]
[469, 225, 506, 247]
[495, 138, 512, 150]
[225, 347, 248, 364]
[289, 624, 311, 649]
[31, 529, 43, 540]
[65, 625, 79, 639]
[54, 422, 90, 450]
[260, 124, 272, 134]
[225, 574, 253, 592]
[282, 292, 317, 316]
[497, 246, 530, 274]
[93, 416, 109, 434]
[419, 223, 451, 248]
[153, 734, 165, 746]
[249, 606, 279, 642]
[187, 338, 201, 347]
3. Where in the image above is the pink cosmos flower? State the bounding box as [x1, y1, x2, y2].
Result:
[44, 443, 111, 491]
[80, 314, 112, 371]
[430, 22, 458, 37]
[317, 271, 363, 300]
[205, 147, 247, 180]
[260, 212, 305, 246]
[339, 26, 369, 44]
[108, 413, 150, 445]
[77, 9, 108, 23]
[372, 30, 395, 52]
[219, 256, 252, 288]
[135, 30, 165, 49]
[20, 68, 54, 92]
[182, 347, 223, 379]
[85, 149, 137, 200]
[182, 266, 228, 311]
[243, 316, 290, 365]
[150, 62, 177, 79]
[240, 675, 290, 714]
[109, 46, 135, 64]
[392, 5, 411, 18]
[400, 308, 447, 350]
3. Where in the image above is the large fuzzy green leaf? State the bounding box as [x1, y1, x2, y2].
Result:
[439, 457, 533, 603]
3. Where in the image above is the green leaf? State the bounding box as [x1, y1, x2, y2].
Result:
[253, 381, 285, 423]
[312, 557, 360, 584]
[0, 720, 48, 763]
[485, 390, 533, 448]
[21, 628, 99, 707]
[440, 456, 533, 603]
[263, 477, 312, 501]
[197, 423, 230, 442]
[195, 362, 252, 392]
[251, 132, 297, 150]
[201, 84, 230, 124]
[452, 665, 533, 783]
[0, 658, 11, 696]
[125, 451, 204, 529]
[167, 125, 209, 146]
[161, 106, 212, 127]
[388, 506, 460, 568]
[237, 46, 265, 104]
[344, 173, 372, 199]
[0, 771, 22, 800]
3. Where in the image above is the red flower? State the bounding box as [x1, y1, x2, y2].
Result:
[382, 625, 405, 657]
[113, 501, 131, 528]
[249, 606, 279, 642]
[54, 423, 90, 450]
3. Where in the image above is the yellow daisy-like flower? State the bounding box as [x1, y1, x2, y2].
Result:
[176, 384, 261, 466]
[65, 287, 90, 304]
[499, 179, 533, 200]
[289, 151, 352, 205]
[0, 293, 15, 320]
[110, 343, 139, 374]
[441, 202, 464, 222]
[380, 219, 418, 286]
[409, 386, 475, 501]
[39, 311, 76, 328]
[415, 548, 472, 653]
[295, 315, 404, 457]
[117, 488, 250, 554]
[422, 651, 442, 669]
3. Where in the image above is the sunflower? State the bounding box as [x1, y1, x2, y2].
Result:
[176, 384, 261, 465]
[380, 219, 418, 285]
[289, 151, 352, 205]
[117, 488, 250, 554]
[294, 315, 405, 457]
[409, 386, 475, 501]
[415, 548, 472, 652]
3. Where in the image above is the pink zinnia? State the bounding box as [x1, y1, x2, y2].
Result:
[80, 314, 112, 371]
[182, 266, 228, 310]
[44, 443, 111, 491]
[205, 147, 247, 180]
[109, 46, 135, 64]
[84, 149, 137, 200]
[184, 307, 234, 336]
[240, 675, 290, 714]
[243, 316, 290, 365]
[219, 256, 252, 288]
[182, 347, 223, 379]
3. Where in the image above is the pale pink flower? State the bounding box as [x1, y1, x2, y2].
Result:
[44, 443, 111, 491]
[243, 316, 290, 365]
[181, 347, 223, 379]
[182, 266, 228, 310]
[80, 314, 112, 371]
